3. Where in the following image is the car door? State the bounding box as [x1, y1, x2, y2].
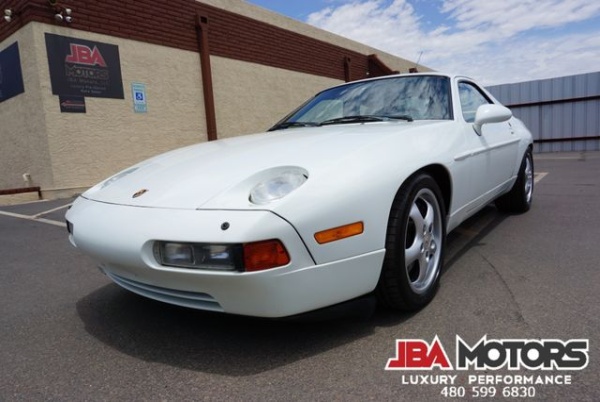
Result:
[457, 80, 520, 212]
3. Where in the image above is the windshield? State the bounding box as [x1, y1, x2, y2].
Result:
[271, 75, 452, 130]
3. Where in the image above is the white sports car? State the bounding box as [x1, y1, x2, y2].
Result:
[66, 73, 534, 317]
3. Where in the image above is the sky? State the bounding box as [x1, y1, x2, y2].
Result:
[246, 0, 600, 85]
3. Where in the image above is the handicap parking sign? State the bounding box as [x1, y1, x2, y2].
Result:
[131, 83, 147, 113]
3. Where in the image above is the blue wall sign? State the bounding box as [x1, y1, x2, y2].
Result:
[0, 42, 25, 103]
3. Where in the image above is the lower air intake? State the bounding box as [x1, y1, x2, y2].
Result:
[105, 271, 224, 312]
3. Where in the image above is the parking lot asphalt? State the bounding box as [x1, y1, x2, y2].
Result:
[1, 152, 599, 401]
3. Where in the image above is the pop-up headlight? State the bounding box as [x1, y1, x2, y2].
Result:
[100, 167, 139, 189]
[249, 169, 308, 205]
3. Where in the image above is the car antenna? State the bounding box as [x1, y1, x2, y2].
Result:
[410, 51, 423, 73]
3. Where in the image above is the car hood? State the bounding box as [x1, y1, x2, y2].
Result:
[83, 121, 453, 210]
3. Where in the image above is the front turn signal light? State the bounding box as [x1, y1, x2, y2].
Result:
[314, 221, 364, 244]
[243, 239, 290, 272]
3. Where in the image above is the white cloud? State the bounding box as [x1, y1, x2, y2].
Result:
[306, 0, 600, 84]
[442, 0, 600, 33]
[307, 1, 422, 52]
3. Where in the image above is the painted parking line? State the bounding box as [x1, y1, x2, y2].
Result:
[32, 203, 72, 219]
[535, 172, 548, 184]
[0, 204, 70, 228]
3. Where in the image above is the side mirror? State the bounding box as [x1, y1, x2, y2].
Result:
[473, 104, 512, 136]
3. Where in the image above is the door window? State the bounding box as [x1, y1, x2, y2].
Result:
[458, 82, 491, 123]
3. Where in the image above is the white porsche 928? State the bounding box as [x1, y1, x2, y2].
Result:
[66, 73, 534, 317]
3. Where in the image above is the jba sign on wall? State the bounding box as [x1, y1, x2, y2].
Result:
[45, 33, 124, 99]
[385, 336, 589, 398]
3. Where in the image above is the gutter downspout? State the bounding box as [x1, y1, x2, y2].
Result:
[344, 57, 352, 82]
[196, 14, 217, 141]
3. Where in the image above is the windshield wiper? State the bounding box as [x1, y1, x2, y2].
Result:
[380, 114, 414, 122]
[270, 114, 414, 130]
[318, 114, 413, 126]
[268, 121, 318, 131]
[318, 115, 384, 126]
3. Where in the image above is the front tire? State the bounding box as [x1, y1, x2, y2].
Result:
[495, 149, 534, 213]
[376, 174, 446, 311]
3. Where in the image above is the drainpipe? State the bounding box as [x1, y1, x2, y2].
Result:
[196, 14, 217, 141]
[344, 57, 352, 82]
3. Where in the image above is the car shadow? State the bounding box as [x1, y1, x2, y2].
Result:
[443, 205, 509, 272]
[75, 205, 509, 375]
[76, 285, 416, 375]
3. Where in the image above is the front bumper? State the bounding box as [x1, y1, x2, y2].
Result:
[66, 197, 384, 317]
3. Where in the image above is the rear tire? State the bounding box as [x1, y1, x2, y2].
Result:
[376, 174, 446, 311]
[495, 149, 534, 213]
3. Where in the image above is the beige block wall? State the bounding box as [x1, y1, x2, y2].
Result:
[0, 24, 53, 190]
[211, 56, 341, 137]
[35, 23, 207, 196]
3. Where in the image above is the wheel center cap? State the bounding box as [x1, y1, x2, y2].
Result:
[423, 233, 433, 251]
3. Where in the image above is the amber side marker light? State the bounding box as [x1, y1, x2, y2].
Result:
[244, 239, 290, 272]
[314, 221, 364, 244]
